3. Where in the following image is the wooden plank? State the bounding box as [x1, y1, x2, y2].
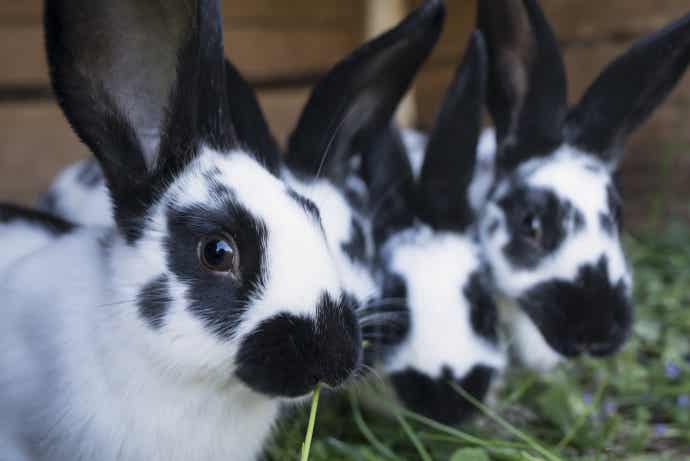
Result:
[0, 1, 363, 26]
[0, 24, 359, 86]
[542, 0, 690, 42]
[0, 101, 88, 205]
[0, 88, 310, 205]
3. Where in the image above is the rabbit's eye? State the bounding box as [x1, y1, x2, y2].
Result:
[520, 213, 543, 245]
[198, 234, 240, 275]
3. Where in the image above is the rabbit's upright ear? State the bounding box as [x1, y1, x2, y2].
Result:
[478, 0, 567, 171]
[564, 12, 690, 168]
[362, 126, 416, 245]
[223, 59, 282, 174]
[417, 32, 487, 232]
[45, 0, 237, 239]
[286, 0, 445, 183]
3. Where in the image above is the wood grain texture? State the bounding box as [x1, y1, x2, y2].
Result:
[0, 88, 310, 205]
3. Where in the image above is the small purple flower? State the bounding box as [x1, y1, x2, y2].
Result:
[654, 424, 668, 437]
[665, 361, 681, 380]
[677, 394, 690, 408]
[604, 399, 618, 416]
[582, 392, 593, 405]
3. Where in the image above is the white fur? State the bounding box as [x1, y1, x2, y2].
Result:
[0, 220, 59, 273]
[381, 226, 506, 379]
[41, 159, 113, 227]
[0, 148, 348, 461]
[284, 171, 379, 304]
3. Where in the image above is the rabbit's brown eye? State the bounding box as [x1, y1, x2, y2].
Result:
[521, 213, 543, 244]
[198, 234, 240, 275]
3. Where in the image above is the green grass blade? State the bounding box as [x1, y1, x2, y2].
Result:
[449, 381, 565, 461]
[395, 411, 432, 461]
[300, 383, 321, 461]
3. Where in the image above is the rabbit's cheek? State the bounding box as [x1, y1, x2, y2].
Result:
[235, 294, 361, 398]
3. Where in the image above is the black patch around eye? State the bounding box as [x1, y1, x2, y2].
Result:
[499, 186, 567, 269]
[0, 203, 76, 236]
[341, 218, 367, 262]
[287, 189, 321, 222]
[390, 365, 495, 425]
[463, 272, 499, 343]
[137, 275, 172, 329]
[76, 160, 104, 187]
[165, 202, 267, 339]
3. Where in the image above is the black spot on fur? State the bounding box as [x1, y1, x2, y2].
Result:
[599, 212, 615, 235]
[573, 208, 586, 232]
[341, 218, 367, 263]
[235, 294, 361, 397]
[463, 271, 499, 343]
[487, 218, 500, 236]
[499, 186, 568, 269]
[390, 365, 495, 424]
[287, 189, 321, 222]
[607, 184, 623, 229]
[0, 203, 76, 236]
[137, 275, 172, 329]
[165, 202, 267, 339]
[518, 256, 632, 357]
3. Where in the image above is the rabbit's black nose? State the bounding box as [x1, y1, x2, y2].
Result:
[235, 294, 362, 398]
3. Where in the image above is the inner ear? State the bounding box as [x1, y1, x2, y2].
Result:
[479, 0, 568, 172]
[417, 31, 487, 232]
[286, 0, 445, 183]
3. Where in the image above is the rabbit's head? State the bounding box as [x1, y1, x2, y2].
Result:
[363, 34, 505, 424]
[284, 0, 446, 306]
[46, 0, 364, 399]
[477, 0, 690, 361]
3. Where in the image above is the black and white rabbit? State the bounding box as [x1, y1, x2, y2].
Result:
[38, 1, 447, 312]
[0, 0, 374, 459]
[474, 0, 690, 369]
[359, 33, 506, 424]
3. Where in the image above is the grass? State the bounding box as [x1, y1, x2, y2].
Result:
[269, 223, 690, 461]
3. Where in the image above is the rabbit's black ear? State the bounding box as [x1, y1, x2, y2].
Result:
[362, 126, 415, 245]
[564, 12, 690, 167]
[478, 0, 567, 172]
[417, 32, 486, 232]
[286, 0, 445, 183]
[45, 0, 236, 239]
[223, 59, 282, 175]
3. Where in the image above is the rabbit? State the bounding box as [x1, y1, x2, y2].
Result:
[0, 203, 76, 273]
[0, 0, 381, 458]
[473, 0, 690, 370]
[357, 32, 506, 425]
[37, 1, 447, 314]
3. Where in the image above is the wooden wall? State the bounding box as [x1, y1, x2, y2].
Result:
[1, 1, 689, 228]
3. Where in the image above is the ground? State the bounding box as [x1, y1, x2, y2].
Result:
[265, 223, 690, 461]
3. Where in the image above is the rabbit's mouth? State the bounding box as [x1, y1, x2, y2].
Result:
[234, 294, 362, 398]
[517, 260, 633, 358]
